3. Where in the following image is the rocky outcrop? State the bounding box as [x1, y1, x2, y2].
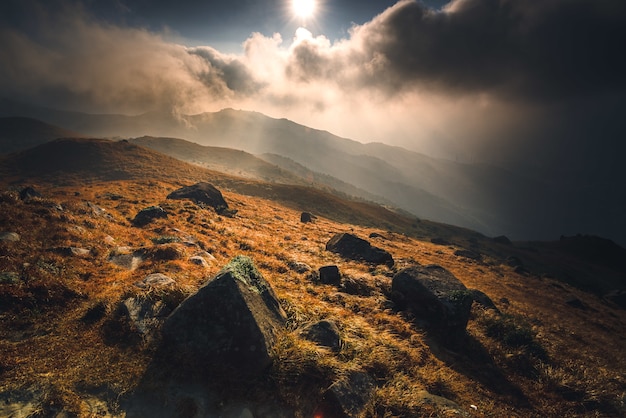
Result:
[391, 265, 473, 345]
[167, 182, 228, 212]
[326, 233, 394, 267]
[132, 206, 167, 227]
[161, 256, 286, 376]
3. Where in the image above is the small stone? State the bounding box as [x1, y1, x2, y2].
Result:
[0, 232, 20, 242]
[301, 320, 342, 352]
[288, 261, 312, 274]
[300, 212, 314, 223]
[136, 273, 175, 288]
[189, 256, 210, 268]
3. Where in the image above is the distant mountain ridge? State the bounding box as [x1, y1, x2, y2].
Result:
[2, 99, 624, 245]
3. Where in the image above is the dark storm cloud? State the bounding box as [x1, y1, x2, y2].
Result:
[188, 47, 263, 94]
[288, 0, 626, 101]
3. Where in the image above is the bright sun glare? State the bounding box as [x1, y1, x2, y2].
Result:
[292, 0, 316, 19]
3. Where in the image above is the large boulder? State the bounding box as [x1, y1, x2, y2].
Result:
[391, 265, 473, 344]
[326, 233, 394, 267]
[161, 256, 286, 377]
[167, 183, 228, 212]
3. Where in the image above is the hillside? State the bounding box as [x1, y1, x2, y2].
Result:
[0, 138, 625, 417]
[0, 117, 83, 154]
[6, 101, 619, 245]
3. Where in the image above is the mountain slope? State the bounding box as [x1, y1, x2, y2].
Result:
[0, 137, 624, 417]
[0, 117, 83, 154]
[2, 100, 625, 245]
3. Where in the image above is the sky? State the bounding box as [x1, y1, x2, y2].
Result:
[0, 0, 625, 172]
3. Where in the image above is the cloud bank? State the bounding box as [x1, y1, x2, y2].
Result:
[1, 0, 625, 165]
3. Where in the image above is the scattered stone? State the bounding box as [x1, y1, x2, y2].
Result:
[493, 235, 512, 245]
[194, 251, 216, 262]
[104, 235, 116, 245]
[132, 206, 167, 227]
[430, 237, 450, 246]
[454, 249, 482, 261]
[319, 265, 341, 286]
[326, 233, 394, 267]
[161, 256, 286, 376]
[120, 297, 171, 339]
[565, 297, 587, 310]
[416, 390, 468, 416]
[368, 232, 386, 239]
[300, 212, 314, 223]
[135, 273, 175, 288]
[341, 276, 373, 296]
[391, 265, 473, 345]
[52, 246, 91, 257]
[0, 232, 20, 242]
[287, 261, 312, 274]
[146, 244, 184, 261]
[318, 371, 375, 418]
[301, 320, 342, 352]
[188, 256, 210, 268]
[603, 289, 626, 309]
[167, 183, 229, 213]
[109, 250, 145, 271]
[86, 202, 108, 217]
[469, 289, 500, 312]
[19, 186, 41, 200]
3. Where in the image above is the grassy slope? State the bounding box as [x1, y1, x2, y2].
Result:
[0, 139, 624, 417]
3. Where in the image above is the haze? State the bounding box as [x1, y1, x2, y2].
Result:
[1, 0, 625, 243]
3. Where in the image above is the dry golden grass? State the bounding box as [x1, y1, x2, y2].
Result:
[0, 148, 625, 416]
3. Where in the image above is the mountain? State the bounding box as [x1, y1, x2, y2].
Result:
[0, 117, 83, 154]
[2, 100, 624, 245]
[0, 136, 624, 417]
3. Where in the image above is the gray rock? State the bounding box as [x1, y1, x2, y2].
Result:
[301, 320, 342, 352]
[19, 186, 41, 200]
[161, 256, 286, 376]
[318, 371, 375, 418]
[188, 256, 209, 268]
[167, 183, 229, 213]
[132, 206, 168, 227]
[415, 390, 468, 416]
[319, 265, 341, 285]
[52, 246, 91, 257]
[109, 250, 144, 271]
[120, 297, 171, 338]
[469, 289, 500, 312]
[300, 212, 314, 223]
[0, 232, 20, 242]
[391, 265, 473, 345]
[135, 273, 175, 288]
[326, 233, 394, 267]
[454, 249, 482, 261]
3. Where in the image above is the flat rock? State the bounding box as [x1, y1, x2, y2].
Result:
[135, 273, 175, 288]
[188, 256, 210, 268]
[0, 232, 20, 242]
[109, 250, 145, 271]
[326, 233, 394, 267]
[161, 256, 286, 376]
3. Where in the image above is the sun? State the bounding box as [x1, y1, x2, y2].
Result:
[292, 0, 316, 19]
